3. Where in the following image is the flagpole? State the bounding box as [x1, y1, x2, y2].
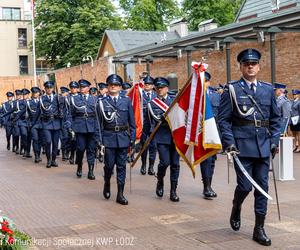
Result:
[130, 74, 193, 168]
[31, 0, 37, 86]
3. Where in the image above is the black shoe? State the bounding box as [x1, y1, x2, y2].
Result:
[230, 190, 248, 231]
[103, 177, 111, 199]
[252, 214, 271, 246]
[25, 152, 32, 158]
[51, 161, 58, 167]
[7, 143, 10, 150]
[46, 159, 52, 168]
[116, 184, 128, 205]
[87, 164, 95, 180]
[69, 151, 75, 164]
[208, 177, 217, 198]
[140, 163, 146, 175]
[170, 181, 180, 202]
[76, 163, 82, 178]
[230, 205, 241, 231]
[34, 154, 41, 163]
[156, 178, 164, 198]
[202, 178, 214, 200]
[148, 161, 155, 175]
[12, 147, 16, 153]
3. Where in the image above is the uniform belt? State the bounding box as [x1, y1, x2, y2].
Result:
[76, 113, 95, 118]
[104, 125, 128, 132]
[41, 115, 59, 121]
[232, 118, 269, 128]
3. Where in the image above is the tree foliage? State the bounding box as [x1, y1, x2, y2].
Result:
[35, 0, 122, 69]
[182, 0, 243, 31]
[119, 0, 181, 31]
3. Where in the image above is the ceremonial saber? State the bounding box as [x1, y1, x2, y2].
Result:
[232, 154, 273, 200]
[270, 155, 281, 221]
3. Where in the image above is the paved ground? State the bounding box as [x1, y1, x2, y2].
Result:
[0, 130, 300, 250]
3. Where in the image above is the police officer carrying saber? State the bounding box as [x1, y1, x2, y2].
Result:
[66, 79, 99, 180]
[98, 74, 136, 205]
[218, 48, 281, 246]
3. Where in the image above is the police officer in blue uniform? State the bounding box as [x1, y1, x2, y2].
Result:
[12, 90, 23, 154]
[18, 88, 32, 158]
[89, 87, 98, 96]
[148, 77, 180, 202]
[66, 79, 99, 180]
[60, 86, 70, 161]
[97, 82, 108, 99]
[200, 72, 220, 199]
[98, 74, 136, 205]
[290, 89, 300, 152]
[27, 87, 43, 163]
[1, 92, 14, 150]
[274, 83, 291, 134]
[66, 81, 79, 164]
[218, 48, 281, 246]
[121, 82, 132, 96]
[36, 81, 63, 168]
[140, 75, 157, 175]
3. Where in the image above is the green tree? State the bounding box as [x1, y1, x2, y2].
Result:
[119, 0, 181, 31]
[183, 0, 243, 31]
[35, 0, 122, 69]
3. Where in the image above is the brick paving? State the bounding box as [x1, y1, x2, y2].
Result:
[0, 130, 300, 249]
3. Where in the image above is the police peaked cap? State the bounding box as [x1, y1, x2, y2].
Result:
[22, 88, 30, 95]
[106, 74, 123, 85]
[6, 91, 14, 97]
[69, 81, 79, 88]
[292, 89, 300, 95]
[60, 86, 70, 93]
[154, 77, 169, 88]
[205, 72, 211, 81]
[89, 87, 98, 93]
[78, 79, 91, 87]
[44, 81, 55, 88]
[122, 82, 132, 90]
[143, 76, 154, 84]
[274, 83, 286, 89]
[31, 87, 41, 93]
[15, 89, 22, 95]
[98, 82, 108, 89]
[237, 48, 261, 63]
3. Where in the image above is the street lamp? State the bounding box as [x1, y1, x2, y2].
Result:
[83, 56, 94, 67]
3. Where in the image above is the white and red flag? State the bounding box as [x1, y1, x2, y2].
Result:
[166, 62, 222, 176]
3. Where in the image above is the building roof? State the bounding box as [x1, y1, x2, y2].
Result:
[112, 6, 300, 60]
[97, 30, 180, 58]
[235, 0, 300, 22]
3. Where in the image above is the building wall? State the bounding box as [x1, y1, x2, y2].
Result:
[1, 32, 299, 102]
[54, 57, 109, 86]
[0, 0, 33, 77]
[0, 20, 33, 76]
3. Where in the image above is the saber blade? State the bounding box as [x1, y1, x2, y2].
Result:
[233, 154, 273, 200]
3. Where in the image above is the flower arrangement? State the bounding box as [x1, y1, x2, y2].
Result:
[0, 211, 31, 250]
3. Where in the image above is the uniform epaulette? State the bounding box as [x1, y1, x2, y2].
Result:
[259, 81, 272, 86]
[228, 80, 239, 85]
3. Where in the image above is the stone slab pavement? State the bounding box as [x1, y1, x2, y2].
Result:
[0, 130, 299, 249]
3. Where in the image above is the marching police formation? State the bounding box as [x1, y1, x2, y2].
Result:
[1, 48, 300, 247]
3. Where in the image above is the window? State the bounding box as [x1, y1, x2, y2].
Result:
[2, 8, 21, 20]
[18, 29, 27, 48]
[19, 56, 28, 75]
